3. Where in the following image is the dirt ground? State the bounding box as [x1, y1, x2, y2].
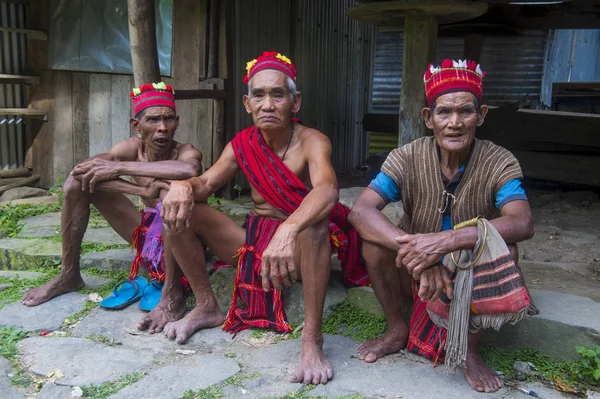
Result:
[519, 186, 600, 302]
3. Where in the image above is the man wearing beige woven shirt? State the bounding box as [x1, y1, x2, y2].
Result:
[348, 59, 535, 393]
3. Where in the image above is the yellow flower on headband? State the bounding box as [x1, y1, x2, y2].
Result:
[276, 53, 291, 65]
[246, 59, 258, 73]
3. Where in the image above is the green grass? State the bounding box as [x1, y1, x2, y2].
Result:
[0, 265, 61, 310]
[481, 345, 600, 391]
[0, 203, 61, 237]
[80, 372, 144, 399]
[0, 327, 33, 386]
[182, 372, 259, 399]
[321, 300, 387, 341]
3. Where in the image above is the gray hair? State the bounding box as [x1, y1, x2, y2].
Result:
[247, 75, 299, 99]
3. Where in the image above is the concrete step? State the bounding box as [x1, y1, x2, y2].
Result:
[349, 286, 600, 361]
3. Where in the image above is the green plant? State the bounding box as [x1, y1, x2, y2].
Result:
[80, 372, 144, 399]
[576, 345, 600, 382]
[0, 203, 61, 237]
[233, 184, 242, 202]
[322, 301, 387, 341]
[207, 194, 222, 210]
[0, 327, 33, 387]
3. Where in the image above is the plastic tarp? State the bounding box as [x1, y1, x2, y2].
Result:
[49, 0, 172, 76]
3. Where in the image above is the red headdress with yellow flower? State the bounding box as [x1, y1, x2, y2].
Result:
[424, 59, 485, 107]
[130, 82, 176, 116]
[244, 51, 297, 85]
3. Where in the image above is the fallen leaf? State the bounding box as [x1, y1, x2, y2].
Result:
[85, 293, 103, 303]
[175, 349, 196, 355]
[71, 386, 83, 397]
[39, 331, 49, 336]
[553, 375, 578, 393]
[126, 328, 141, 335]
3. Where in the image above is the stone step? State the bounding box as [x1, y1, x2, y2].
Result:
[81, 248, 134, 272]
[349, 286, 600, 361]
[0, 238, 62, 270]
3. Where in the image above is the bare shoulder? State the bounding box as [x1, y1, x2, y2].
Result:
[108, 137, 141, 161]
[174, 141, 202, 161]
[296, 124, 332, 151]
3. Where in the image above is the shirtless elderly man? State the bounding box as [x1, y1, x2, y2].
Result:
[151, 52, 361, 385]
[349, 59, 536, 393]
[22, 82, 201, 307]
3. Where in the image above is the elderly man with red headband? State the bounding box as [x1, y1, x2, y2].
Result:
[348, 60, 536, 393]
[22, 83, 202, 309]
[156, 51, 367, 385]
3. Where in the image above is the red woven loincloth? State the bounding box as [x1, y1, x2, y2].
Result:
[222, 123, 369, 334]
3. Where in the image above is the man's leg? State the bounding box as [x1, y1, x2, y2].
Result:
[137, 238, 187, 333]
[357, 241, 411, 362]
[22, 175, 140, 306]
[465, 331, 503, 392]
[162, 203, 245, 343]
[290, 217, 333, 385]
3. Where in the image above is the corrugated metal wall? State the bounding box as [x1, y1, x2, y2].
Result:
[294, 0, 373, 170]
[371, 29, 547, 113]
[0, 1, 27, 170]
[231, 0, 374, 172]
[541, 29, 600, 107]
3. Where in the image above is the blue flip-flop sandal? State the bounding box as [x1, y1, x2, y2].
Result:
[99, 276, 148, 310]
[139, 280, 164, 311]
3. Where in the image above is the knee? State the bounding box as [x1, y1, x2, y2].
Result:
[63, 175, 83, 199]
[362, 241, 395, 269]
[302, 218, 330, 247]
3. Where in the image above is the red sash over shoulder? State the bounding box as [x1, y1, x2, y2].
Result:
[222, 124, 369, 334]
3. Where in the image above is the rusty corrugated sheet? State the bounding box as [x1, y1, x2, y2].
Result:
[294, 0, 374, 170]
[231, 0, 374, 175]
[0, 1, 27, 170]
[370, 30, 464, 114]
[370, 29, 547, 115]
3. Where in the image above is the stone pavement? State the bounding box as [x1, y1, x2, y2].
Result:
[0, 291, 570, 399]
[0, 188, 599, 398]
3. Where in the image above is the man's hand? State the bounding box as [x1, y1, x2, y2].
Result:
[417, 264, 453, 302]
[260, 225, 299, 292]
[395, 231, 454, 279]
[72, 158, 120, 193]
[160, 181, 194, 233]
[142, 180, 171, 200]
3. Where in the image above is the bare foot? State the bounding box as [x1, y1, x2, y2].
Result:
[290, 335, 333, 385]
[21, 275, 85, 307]
[464, 348, 503, 393]
[137, 291, 187, 334]
[357, 325, 408, 363]
[163, 307, 224, 343]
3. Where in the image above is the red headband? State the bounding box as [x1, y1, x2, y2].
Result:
[424, 59, 485, 106]
[244, 51, 297, 84]
[130, 82, 176, 116]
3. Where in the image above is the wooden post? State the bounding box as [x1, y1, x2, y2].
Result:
[127, 0, 161, 86]
[207, 0, 219, 79]
[463, 34, 485, 63]
[398, 16, 437, 146]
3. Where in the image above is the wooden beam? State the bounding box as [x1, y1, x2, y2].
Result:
[127, 0, 160, 86]
[173, 89, 226, 100]
[0, 167, 30, 179]
[0, 26, 47, 40]
[0, 174, 40, 194]
[399, 16, 436, 145]
[513, 151, 600, 187]
[0, 74, 40, 85]
[0, 108, 46, 120]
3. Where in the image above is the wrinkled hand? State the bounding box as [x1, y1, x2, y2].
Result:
[395, 231, 453, 279]
[72, 158, 119, 193]
[160, 181, 194, 233]
[143, 180, 171, 200]
[417, 264, 453, 303]
[260, 225, 298, 292]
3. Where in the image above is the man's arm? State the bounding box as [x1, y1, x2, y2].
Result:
[160, 142, 240, 232]
[348, 188, 407, 251]
[396, 200, 534, 279]
[88, 178, 169, 200]
[71, 139, 202, 192]
[260, 131, 338, 291]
